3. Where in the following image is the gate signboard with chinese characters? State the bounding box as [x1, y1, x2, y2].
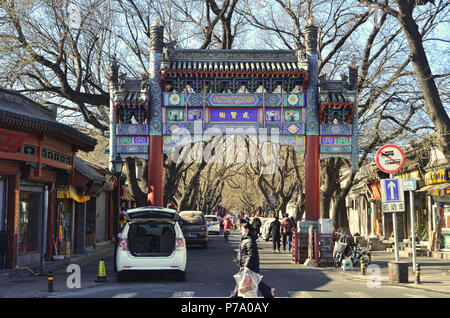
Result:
[108, 19, 359, 220]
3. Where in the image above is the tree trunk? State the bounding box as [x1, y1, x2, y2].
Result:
[124, 157, 148, 207]
[395, 1, 450, 160]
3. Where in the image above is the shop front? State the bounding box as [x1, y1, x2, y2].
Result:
[0, 88, 97, 268]
[0, 176, 7, 269]
[418, 168, 450, 250]
[56, 186, 90, 257]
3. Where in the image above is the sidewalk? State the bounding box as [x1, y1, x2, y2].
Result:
[326, 251, 450, 295]
[0, 242, 114, 298]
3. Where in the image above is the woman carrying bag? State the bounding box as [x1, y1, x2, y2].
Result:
[230, 219, 275, 298]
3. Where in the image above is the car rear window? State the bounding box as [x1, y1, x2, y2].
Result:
[179, 213, 205, 225]
[205, 216, 218, 222]
[126, 210, 177, 220]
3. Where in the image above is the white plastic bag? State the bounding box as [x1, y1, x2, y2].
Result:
[233, 269, 263, 298]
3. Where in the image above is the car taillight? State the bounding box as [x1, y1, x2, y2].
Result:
[119, 238, 128, 251]
[176, 238, 185, 250]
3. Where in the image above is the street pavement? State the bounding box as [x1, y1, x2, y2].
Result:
[0, 229, 449, 298]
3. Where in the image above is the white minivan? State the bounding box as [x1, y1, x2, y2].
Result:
[205, 215, 221, 235]
[116, 207, 187, 282]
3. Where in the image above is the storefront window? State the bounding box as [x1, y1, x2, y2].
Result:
[58, 199, 73, 244]
[18, 192, 40, 254]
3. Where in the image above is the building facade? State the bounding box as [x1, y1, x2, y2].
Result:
[0, 88, 99, 269]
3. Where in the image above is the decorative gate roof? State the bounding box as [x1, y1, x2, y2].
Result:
[163, 49, 308, 74]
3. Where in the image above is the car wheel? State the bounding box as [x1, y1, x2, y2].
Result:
[177, 271, 186, 281]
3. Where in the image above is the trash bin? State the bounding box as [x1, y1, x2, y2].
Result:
[0, 231, 7, 270]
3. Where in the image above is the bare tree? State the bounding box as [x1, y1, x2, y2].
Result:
[357, 0, 450, 160]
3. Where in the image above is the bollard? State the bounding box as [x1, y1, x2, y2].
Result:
[361, 259, 366, 275]
[48, 272, 54, 292]
[415, 264, 421, 284]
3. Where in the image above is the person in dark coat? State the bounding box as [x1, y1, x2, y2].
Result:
[230, 219, 274, 298]
[252, 217, 262, 238]
[269, 216, 281, 253]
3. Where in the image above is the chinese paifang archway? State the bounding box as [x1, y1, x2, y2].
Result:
[108, 20, 359, 221]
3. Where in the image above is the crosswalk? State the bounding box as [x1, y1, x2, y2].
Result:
[106, 290, 434, 298]
[112, 292, 138, 298]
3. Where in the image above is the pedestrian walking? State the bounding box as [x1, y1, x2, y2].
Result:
[252, 217, 262, 238]
[230, 219, 274, 298]
[269, 216, 281, 253]
[281, 214, 295, 252]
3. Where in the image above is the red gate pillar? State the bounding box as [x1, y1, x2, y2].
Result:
[305, 135, 320, 220]
[147, 21, 164, 207]
[304, 18, 320, 221]
[148, 135, 163, 206]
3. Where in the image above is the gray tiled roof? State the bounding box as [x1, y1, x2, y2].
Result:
[163, 49, 307, 73]
[74, 156, 106, 182]
[0, 88, 97, 151]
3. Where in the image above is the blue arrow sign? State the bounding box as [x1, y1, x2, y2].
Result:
[381, 179, 405, 212]
[386, 179, 399, 201]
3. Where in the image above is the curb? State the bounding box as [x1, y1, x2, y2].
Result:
[337, 268, 450, 295]
[0, 242, 114, 280]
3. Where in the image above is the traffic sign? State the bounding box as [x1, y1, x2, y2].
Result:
[403, 178, 417, 191]
[376, 144, 405, 174]
[380, 178, 405, 213]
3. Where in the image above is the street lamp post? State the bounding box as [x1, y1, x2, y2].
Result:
[111, 154, 124, 273]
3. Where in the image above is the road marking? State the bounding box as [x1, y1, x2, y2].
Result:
[403, 294, 430, 298]
[171, 291, 195, 298]
[345, 291, 371, 298]
[112, 292, 138, 298]
[288, 291, 314, 298]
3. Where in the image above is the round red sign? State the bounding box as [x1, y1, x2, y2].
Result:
[376, 144, 405, 174]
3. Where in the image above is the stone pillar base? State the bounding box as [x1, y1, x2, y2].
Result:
[388, 261, 409, 283]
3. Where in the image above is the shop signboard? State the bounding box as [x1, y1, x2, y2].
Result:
[403, 178, 417, 192]
[425, 169, 448, 185]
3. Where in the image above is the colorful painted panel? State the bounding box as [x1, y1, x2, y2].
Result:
[117, 136, 149, 145]
[206, 124, 259, 135]
[164, 93, 185, 106]
[320, 153, 351, 160]
[284, 109, 301, 122]
[320, 145, 352, 153]
[162, 93, 304, 107]
[116, 124, 148, 136]
[167, 108, 184, 121]
[265, 109, 281, 122]
[117, 145, 149, 154]
[284, 123, 304, 135]
[285, 94, 304, 107]
[187, 109, 203, 121]
[210, 109, 258, 122]
[320, 136, 351, 145]
[164, 123, 188, 135]
[162, 123, 305, 136]
[320, 124, 352, 136]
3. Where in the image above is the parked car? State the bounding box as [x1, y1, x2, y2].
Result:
[179, 211, 208, 248]
[205, 215, 221, 235]
[116, 206, 187, 282]
[260, 218, 275, 241]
